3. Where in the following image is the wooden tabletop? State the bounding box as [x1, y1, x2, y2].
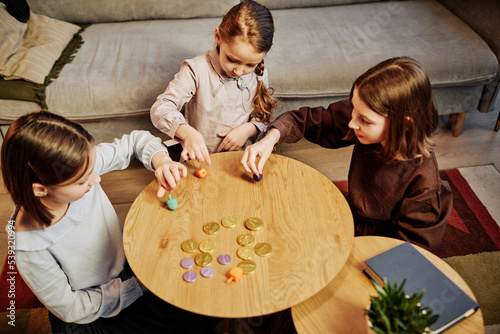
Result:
[291, 236, 484, 333]
[123, 151, 354, 318]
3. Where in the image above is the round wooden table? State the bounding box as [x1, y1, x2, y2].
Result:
[291, 236, 484, 333]
[123, 151, 354, 318]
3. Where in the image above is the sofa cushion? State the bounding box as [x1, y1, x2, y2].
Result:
[266, 0, 498, 99]
[27, 0, 238, 24]
[41, 18, 219, 121]
[0, 4, 27, 68]
[0, 10, 80, 84]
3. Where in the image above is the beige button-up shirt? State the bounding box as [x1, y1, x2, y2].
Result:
[151, 48, 268, 153]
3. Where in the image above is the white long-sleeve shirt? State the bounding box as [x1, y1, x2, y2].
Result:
[13, 131, 168, 324]
[151, 48, 268, 153]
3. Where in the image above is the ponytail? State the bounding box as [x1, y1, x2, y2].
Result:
[251, 60, 280, 123]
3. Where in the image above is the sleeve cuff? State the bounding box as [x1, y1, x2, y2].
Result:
[141, 136, 169, 171]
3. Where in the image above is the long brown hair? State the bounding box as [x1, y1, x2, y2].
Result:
[350, 57, 438, 162]
[1, 110, 94, 227]
[218, 0, 279, 123]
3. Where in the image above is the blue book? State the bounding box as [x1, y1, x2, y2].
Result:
[363, 242, 480, 333]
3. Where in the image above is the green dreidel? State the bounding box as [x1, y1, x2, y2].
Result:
[167, 195, 178, 210]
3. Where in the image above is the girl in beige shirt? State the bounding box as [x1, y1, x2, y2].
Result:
[151, 0, 279, 164]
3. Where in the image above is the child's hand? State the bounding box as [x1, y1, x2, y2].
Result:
[152, 152, 187, 198]
[216, 123, 257, 152]
[177, 125, 211, 165]
[241, 128, 280, 175]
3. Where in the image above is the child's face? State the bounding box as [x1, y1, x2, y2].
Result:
[44, 146, 100, 205]
[349, 88, 389, 146]
[215, 29, 266, 78]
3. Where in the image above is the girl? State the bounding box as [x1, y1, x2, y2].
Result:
[1, 111, 218, 333]
[151, 0, 279, 165]
[241, 57, 452, 250]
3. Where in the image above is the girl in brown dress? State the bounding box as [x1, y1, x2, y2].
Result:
[242, 57, 452, 250]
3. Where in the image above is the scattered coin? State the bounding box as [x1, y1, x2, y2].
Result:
[221, 215, 238, 229]
[245, 217, 264, 231]
[218, 254, 232, 265]
[255, 242, 272, 257]
[195, 253, 213, 267]
[199, 239, 217, 253]
[181, 216, 270, 280]
[238, 260, 257, 275]
[183, 271, 197, 283]
[180, 257, 195, 269]
[237, 233, 255, 246]
[181, 239, 199, 253]
[200, 266, 215, 278]
[203, 222, 220, 235]
[237, 246, 255, 260]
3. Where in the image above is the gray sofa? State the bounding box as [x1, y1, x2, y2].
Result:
[0, 0, 498, 144]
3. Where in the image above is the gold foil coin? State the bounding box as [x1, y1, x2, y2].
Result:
[237, 233, 256, 246]
[195, 253, 213, 267]
[199, 239, 217, 253]
[237, 246, 255, 260]
[255, 242, 272, 257]
[221, 215, 238, 228]
[203, 222, 220, 235]
[238, 260, 257, 275]
[245, 217, 264, 231]
[181, 239, 199, 253]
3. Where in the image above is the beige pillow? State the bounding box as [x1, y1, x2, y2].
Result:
[0, 10, 80, 84]
[0, 4, 28, 69]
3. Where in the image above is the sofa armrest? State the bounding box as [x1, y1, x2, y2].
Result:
[438, 0, 500, 113]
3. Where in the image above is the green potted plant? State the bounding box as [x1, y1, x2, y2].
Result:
[365, 278, 439, 334]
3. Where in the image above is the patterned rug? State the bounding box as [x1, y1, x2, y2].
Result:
[1, 165, 499, 333]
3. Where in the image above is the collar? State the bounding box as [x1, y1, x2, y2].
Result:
[208, 48, 251, 97]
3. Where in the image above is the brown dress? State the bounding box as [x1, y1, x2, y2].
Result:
[271, 100, 452, 249]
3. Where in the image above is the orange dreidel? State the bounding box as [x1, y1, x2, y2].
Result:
[196, 167, 207, 178]
[226, 267, 243, 283]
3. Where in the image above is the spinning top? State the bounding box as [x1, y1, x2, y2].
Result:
[253, 174, 263, 182]
[196, 168, 207, 178]
[226, 267, 243, 283]
[167, 195, 178, 210]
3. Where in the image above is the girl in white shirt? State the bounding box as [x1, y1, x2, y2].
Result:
[151, 0, 279, 165]
[2, 111, 219, 333]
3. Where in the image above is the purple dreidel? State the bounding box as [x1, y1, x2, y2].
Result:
[253, 174, 263, 182]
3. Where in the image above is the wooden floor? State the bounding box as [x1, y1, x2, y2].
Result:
[1, 110, 499, 261]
